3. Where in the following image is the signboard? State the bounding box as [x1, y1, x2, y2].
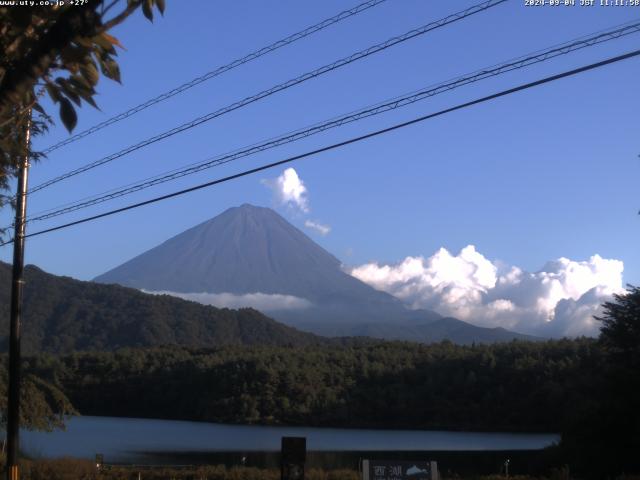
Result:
[362, 460, 438, 480]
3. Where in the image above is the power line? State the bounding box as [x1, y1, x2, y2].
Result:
[23, 20, 640, 224]
[2, 47, 637, 247]
[28, 0, 507, 195]
[40, 0, 390, 155]
[20, 18, 640, 225]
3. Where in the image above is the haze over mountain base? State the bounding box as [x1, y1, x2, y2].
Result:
[0, 261, 321, 354]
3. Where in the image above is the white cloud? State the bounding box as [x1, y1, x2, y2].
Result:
[263, 168, 332, 236]
[304, 220, 331, 236]
[143, 290, 312, 311]
[350, 246, 624, 337]
[263, 168, 309, 213]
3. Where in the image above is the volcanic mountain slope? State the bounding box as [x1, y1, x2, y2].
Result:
[95, 204, 434, 324]
[0, 261, 322, 354]
[95, 204, 537, 344]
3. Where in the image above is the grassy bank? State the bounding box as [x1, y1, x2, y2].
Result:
[4, 458, 357, 480]
[2, 458, 640, 480]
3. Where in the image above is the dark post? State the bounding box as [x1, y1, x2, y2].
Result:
[95, 453, 104, 472]
[5, 112, 31, 480]
[281, 436, 306, 480]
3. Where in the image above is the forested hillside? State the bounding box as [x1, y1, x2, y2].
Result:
[25, 339, 599, 432]
[0, 262, 322, 353]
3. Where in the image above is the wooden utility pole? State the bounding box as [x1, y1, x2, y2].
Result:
[5, 111, 31, 480]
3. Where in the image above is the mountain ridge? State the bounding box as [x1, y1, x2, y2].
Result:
[94, 204, 539, 344]
[0, 261, 323, 354]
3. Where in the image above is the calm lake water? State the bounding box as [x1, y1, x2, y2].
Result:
[21, 416, 559, 464]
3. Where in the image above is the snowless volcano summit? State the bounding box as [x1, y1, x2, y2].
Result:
[95, 204, 413, 318]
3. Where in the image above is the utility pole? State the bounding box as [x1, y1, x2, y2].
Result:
[5, 111, 32, 480]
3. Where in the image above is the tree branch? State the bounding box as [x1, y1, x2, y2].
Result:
[0, 101, 35, 129]
[101, 0, 122, 17]
[96, 0, 142, 34]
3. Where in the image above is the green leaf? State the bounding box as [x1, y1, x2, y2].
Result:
[56, 79, 82, 106]
[80, 62, 100, 86]
[45, 83, 62, 104]
[92, 34, 116, 55]
[156, 0, 165, 15]
[59, 98, 77, 132]
[101, 59, 121, 83]
[74, 36, 94, 48]
[62, 90, 82, 106]
[142, 0, 154, 21]
[102, 32, 124, 50]
[69, 78, 99, 109]
[69, 73, 94, 91]
[64, 89, 82, 107]
[32, 102, 46, 116]
[79, 92, 99, 110]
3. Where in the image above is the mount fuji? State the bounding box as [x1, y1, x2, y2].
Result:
[95, 204, 536, 344]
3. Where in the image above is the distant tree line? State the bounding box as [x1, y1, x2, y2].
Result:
[20, 337, 603, 432]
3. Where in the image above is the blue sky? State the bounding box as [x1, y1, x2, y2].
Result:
[1, 0, 638, 293]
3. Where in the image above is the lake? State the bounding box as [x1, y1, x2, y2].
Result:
[21, 416, 560, 466]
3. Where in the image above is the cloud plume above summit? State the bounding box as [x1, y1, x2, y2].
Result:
[263, 167, 309, 213]
[350, 246, 624, 337]
[263, 168, 331, 236]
